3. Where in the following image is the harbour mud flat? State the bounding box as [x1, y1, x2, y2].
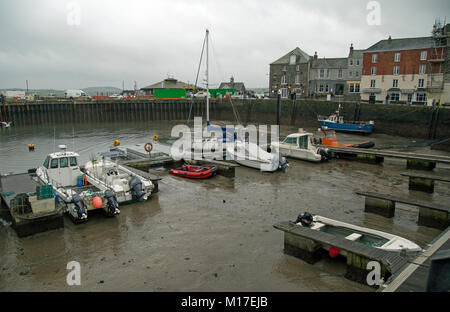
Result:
[0, 122, 448, 291]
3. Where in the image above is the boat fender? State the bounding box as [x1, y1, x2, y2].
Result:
[129, 176, 145, 202]
[144, 142, 153, 153]
[83, 176, 88, 186]
[295, 212, 313, 227]
[329, 246, 340, 258]
[104, 189, 119, 214]
[318, 148, 331, 161]
[71, 194, 88, 220]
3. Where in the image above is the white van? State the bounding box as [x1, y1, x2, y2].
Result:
[65, 89, 90, 99]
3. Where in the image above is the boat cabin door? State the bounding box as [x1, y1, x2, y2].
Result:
[44, 155, 79, 187]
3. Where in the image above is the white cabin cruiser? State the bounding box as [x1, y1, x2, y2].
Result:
[295, 213, 422, 253]
[271, 131, 330, 163]
[35, 146, 120, 223]
[226, 141, 289, 172]
[84, 157, 154, 204]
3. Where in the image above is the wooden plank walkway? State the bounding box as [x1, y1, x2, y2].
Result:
[400, 172, 450, 183]
[319, 146, 450, 164]
[356, 191, 450, 213]
[274, 221, 409, 275]
[382, 226, 450, 292]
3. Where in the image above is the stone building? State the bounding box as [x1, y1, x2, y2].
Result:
[218, 77, 246, 94]
[269, 47, 311, 98]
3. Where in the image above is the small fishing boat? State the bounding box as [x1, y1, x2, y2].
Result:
[84, 157, 154, 203]
[318, 129, 375, 149]
[318, 105, 374, 134]
[294, 212, 421, 253]
[170, 164, 218, 179]
[35, 145, 120, 223]
[271, 130, 330, 163]
[226, 141, 289, 172]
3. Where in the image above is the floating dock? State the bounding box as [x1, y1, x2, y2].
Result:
[321, 145, 450, 170]
[0, 173, 64, 237]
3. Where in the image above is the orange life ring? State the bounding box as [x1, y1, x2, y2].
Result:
[83, 176, 88, 186]
[144, 142, 153, 153]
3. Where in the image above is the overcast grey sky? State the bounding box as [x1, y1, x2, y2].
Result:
[0, 0, 448, 90]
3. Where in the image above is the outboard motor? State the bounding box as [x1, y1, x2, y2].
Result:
[104, 189, 120, 215]
[295, 212, 314, 227]
[71, 194, 87, 220]
[129, 176, 145, 202]
[318, 148, 332, 161]
[279, 156, 289, 170]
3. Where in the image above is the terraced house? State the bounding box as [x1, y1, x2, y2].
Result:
[361, 23, 449, 105]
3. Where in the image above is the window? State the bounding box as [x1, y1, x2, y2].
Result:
[349, 59, 353, 66]
[296, 65, 300, 72]
[299, 136, 308, 149]
[43, 156, 50, 169]
[326, 69, 329, 78]
[370, 80, 376, 88]
[394, 53, 401, 62]
[283, 137, 297, 145]
[281, 88, 288, 98]
[282, 65, 287, 71]
[320, 69, 324, 78]
[355, 71, 359, 77]
[338, 69, 343, 78]
[372, 54, 378, 63]
[70, 157, 77, 167]
[60, 157, 69, 168]
[356, 59, 360, 66]
[319, 84, 324, 92]
[418, 79, 424, 88]
[371, 67, 377, 75]
[393, 66, 400, 75]
[281, 75, 286, 84]
[393, 79, 398, 88]
[350, 84, 355, 93]
[295, 74, 300, 84]
[349, 83, 360, 93]
[349, 71, 353, 77]
[50, 159, 58, 169]
[325, 84, 329, 92]
[416, 93, 426, 103]
[420, 51, 427, 61]
[355, 84, 360, 93]
[390, 93, 400, 102]
[419, 64, 426, 75]
[290, 54, 296, 65]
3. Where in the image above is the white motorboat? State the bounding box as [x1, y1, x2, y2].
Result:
[35, 146, 120, 223]
[0, 121, 11, 128]
[294, 213, 422, 253]
[226, 141, 289, 172]
[271, 131, 330, 163]
[84, 157, 154, 204]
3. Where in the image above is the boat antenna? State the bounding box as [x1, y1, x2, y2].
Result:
[53, 127, 56, 152]
[72, 126, 75, 152]
[206, 29, 210, 128]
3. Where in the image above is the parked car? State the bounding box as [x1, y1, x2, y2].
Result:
[65, 89, 91, 100]
[194, 91, 211, 98]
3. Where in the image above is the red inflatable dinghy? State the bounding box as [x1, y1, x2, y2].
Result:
[170, 165, 218, 179]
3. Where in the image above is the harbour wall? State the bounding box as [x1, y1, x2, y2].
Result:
[1, 99, 449, 141]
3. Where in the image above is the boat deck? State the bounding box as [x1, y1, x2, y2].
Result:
[0, 173, 37, 206]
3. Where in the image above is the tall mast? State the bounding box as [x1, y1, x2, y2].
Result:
[206, 29, 210, 125]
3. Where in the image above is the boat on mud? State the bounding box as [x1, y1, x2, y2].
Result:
[170, 164, 218, 179]
[317, 129, 375, 149]
[84, 156, 154, 203]
[318, 105, 374, 134]
[35, 145, 120, 223]
[0, 121, 11, 128]
[294, 212, 422, 253]
[272, 130, 331, 163]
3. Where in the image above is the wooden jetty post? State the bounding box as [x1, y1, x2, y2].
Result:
[401, 172, 450, 194]
[406, 160, 436, 171]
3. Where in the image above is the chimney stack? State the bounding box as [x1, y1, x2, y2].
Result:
[350, 43, 354, 53]
[314, 52, 318, 60]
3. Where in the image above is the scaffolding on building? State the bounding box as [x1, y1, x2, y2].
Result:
[428, 19, 449, 104]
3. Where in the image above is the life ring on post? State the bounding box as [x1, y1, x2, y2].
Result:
[144, 142, 153, 153]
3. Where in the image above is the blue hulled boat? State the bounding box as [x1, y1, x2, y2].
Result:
[318, 106, 374, 134]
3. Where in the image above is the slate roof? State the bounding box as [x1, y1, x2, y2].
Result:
[218, 82, 246, 92]
[365, 37, 432, 53]
[141, 78, 195, 90]
[349, 49, 364, 59]
[271, 47, 311, 65]
[311, 58, 348, 69]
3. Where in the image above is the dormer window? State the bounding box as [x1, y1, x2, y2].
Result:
[290, 54, 296, 65]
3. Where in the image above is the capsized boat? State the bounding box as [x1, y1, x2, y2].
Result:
[271, 130, 331, 163]
[170, 165, 218, 179]
[318, 105, 374, 134]
[318, 129, 375, 149]
[35, 145, 120, 223]
[294, 212, 422, 253]
[84, 156, 154, 203]
[226, 141, 289, 172]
